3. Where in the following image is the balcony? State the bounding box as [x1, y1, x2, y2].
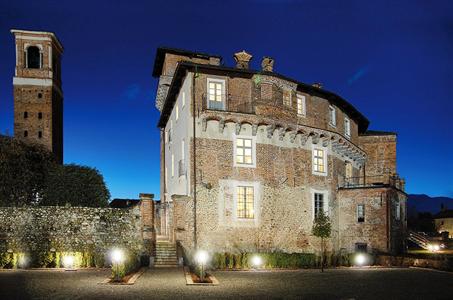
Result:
[340, 174, 405, 191]
[178, 159, 186, 177]
[202, 93, 255, 114]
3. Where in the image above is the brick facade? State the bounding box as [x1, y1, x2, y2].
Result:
[11, 29, 64, 163]
[153, 48, 407, 256]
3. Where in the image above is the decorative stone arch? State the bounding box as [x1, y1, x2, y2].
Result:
[24, 45, 42, 69]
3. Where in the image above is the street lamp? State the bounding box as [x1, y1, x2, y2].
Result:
[111, 249, 124, 282]
[195, 250, 209, 282]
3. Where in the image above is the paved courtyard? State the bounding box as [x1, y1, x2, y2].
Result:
[1, 267, 453, 299]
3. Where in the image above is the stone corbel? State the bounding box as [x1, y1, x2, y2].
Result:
[289, 132, 296, 143]
[300, 134, 309, 146]
[219, 119, 225, 133]
[235, 123, 242, 135]
[252, 124, 258, 136]
[267, 125, 275, 139]
[311, 133, 320, 144]
[278, 127, 285, 141]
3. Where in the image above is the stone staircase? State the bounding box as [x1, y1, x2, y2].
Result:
[155, 238, 178, 267]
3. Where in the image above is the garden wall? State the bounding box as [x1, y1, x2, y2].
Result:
[0, 205, 148, 267]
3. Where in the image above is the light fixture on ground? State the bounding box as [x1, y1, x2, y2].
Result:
[251, 255, 263, 269]
[354, 253, 367, 266]
[427, 244, 440, 252]
[17, 254, 29, 269]
[111, 249, 125, 282]
[62, 255, 75, 270]
[195, 250, 209, 282]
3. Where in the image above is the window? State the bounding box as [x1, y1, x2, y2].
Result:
[396, 201, 401, 220]
[182, 91, 186, 107]
[314, 193, 325, 218]
[237, 186, 254, 219]
[329, 105, 336, 127]
[168, 120, 173, 143]
[312, 148, 327, 175]
[38, 112, 42, 119]
[26, 46, 41, 69]
[344, 117, 351, 137]
[171, 154, 174, 177]
[207, 79, 225, 110]
[355, 243, 368, 253]
[38, 93, 42, 99]
[357, 204, 365, 223]
[38, 131, 42, 139]
[23, 130, 28, 137]
[175, 102, 179, 121]
[235, 137, 253, 166]
[297, 94, 306, 116]
[24, 112, 28, 119]
[283, 90, 291, 107]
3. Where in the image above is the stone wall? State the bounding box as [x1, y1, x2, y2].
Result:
[0, 206, 147, 265]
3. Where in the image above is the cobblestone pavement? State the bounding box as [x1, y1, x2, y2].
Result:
[1, 267, 453, 299]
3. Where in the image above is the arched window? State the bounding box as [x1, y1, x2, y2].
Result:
[26, 46, 41, 69]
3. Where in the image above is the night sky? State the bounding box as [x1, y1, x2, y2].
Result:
[0, 0, 451, 200]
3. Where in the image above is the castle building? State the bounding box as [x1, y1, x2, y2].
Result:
[11, 29, 64, 163]
[153, 47, 407, 256]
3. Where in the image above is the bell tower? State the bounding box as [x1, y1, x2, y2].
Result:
[11, 29, 64, 163]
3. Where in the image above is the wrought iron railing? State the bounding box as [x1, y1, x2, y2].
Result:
[340, 174, 405, 190]
[202, 93, 255, 114]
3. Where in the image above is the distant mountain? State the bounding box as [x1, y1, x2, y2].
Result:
[408, 194, 453, 215]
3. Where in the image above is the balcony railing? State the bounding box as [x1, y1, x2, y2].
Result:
[340, 174, 405, 190]
[202, 93, 255, 114]
[178, 159, 186, 177]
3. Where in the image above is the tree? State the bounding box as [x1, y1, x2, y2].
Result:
[42, 164, 110, 207]
[0, 136, 55, 206]
[312, 213, 331, 272]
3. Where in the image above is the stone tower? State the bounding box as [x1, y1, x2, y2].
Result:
[11, 29, 64, 163]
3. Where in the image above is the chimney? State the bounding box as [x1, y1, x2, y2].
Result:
[233, 50, 253, 69]
[312, 82, 323, 89]
[261, 56, 274, 72]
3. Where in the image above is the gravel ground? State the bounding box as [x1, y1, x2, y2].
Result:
[1, 267, 453, 299]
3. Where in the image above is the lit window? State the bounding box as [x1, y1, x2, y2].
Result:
[329, 106, 336, 127]
[171, 154, 174, 177]
[344, 117, 351, 137]
[297, 94, 306, 116]
[313, 148, 326, 174]
[182, 91, 186, 107]
[283, 90, 291, 107]
[236, 138, 253, 165]
[314, 193, 324, 218]
[237, 186, 254, 219]
[207, 79, 225, 110]
[357, 204, 365, 223]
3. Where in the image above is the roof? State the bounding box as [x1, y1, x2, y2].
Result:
[360, 130, 397, 136]
[109, 198, 140, 209]
[152, 47, 222, 78]
[157, 61, 370, 132]
[11, 29, 64, 51]
[433, 210, 453, 219]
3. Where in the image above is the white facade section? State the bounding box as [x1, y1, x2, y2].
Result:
[164, 73, 193, 200]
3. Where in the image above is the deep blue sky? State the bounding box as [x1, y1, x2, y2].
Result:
[0, 0, 452, 199]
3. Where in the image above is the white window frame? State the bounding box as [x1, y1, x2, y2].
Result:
[296, 94, 306, 116]
[207, 78, 226, 110]
[312, 145, 328, 176]
[344, 117, 351, 138]
[311, 189, 329, 219]
[232, 180, 261, 225]
[357, 204, 365, 223]
[233, 134, 256, 168]
[329, 105, 336, 127]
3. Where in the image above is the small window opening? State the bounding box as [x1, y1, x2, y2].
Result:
[26, 46, 41, 69]
[24, 130, 28, 137]
[24, 112, 28, 119]
[38, 112, 42, 119]
[38, 131, 42, 139]
[38, 93, 42, 99]
[355, 243, 368, 253]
